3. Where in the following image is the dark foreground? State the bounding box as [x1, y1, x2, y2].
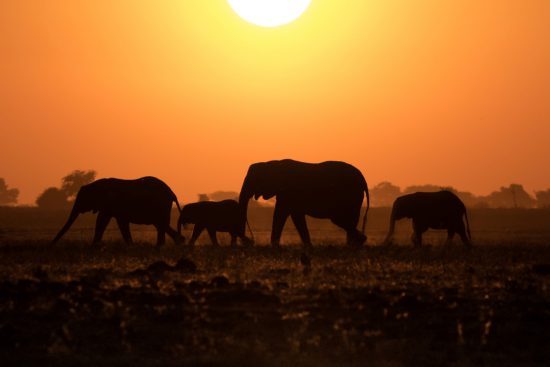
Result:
[0, 240, 549, 367]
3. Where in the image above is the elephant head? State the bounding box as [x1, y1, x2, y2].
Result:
[390, 195, 416, 220]
[383, 194, 416, 245]
[177, 206, 193, 234]
[51, 180, 111, 244]
[238, 161, 292, 234]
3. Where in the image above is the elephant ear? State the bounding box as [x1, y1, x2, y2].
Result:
[95, 189, 116, 212]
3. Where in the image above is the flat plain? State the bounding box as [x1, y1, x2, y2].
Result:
[0, 208, 549, 366]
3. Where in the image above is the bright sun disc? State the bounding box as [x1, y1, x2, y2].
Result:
[228, 0, 312, 28]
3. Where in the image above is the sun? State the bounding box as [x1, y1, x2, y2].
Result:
[228, 0, 312, 28]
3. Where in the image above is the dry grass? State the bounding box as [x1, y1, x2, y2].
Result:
[0, 229, 549, 366]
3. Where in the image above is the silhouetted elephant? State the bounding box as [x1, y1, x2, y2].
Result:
[238, 159, 370, 246]
[178, 199, 254, 246]
[51, 177, 183, 246]
[383, 191, 472, 247]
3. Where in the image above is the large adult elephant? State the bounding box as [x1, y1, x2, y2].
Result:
[238, 159, 370, 246]
[51, 176, 183, 246]
[383, 190, 471, 247]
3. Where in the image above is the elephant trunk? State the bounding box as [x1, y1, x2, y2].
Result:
[238, 181, 254, 237]
[51, 206, 80, 245]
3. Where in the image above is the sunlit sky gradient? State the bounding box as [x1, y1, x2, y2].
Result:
[1, 1, 549, 204]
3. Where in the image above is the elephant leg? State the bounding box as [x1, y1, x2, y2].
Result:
[155, 225, 166, 247]
[411, 220, 424, 247]
[332, 216, 365, 247]
[230, 233, 237, 247]
[207, 227, 219, 246]
[93, 212, 111, 244]
[347, 230, 367, 247]
[291, 213, 312, 247]
[456, 220, 471, 247]
[166, 226, 184, 245]
[239, 233, 254, 246]
[411, 232, 422, 247]
[116, 218, 133, 245]
[271, 202, 289, 247]
[189, 224, 204, 246]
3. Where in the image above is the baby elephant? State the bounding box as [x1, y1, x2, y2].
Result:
[178, 200, 254, 246]
[383, 191, 472, 247]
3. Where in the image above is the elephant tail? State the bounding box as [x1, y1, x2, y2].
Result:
[361, 179, 370, 234]
[464, 209, 472, 240]
[170, 190, 183, 235]
[168, 188, 182, 212]
[174, 198, 182, 213]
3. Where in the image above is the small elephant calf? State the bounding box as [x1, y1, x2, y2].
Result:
[178, 199, 254, 246]
[383, 190, 472, 247]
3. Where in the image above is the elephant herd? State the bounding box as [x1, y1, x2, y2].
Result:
[51, 159, 472, 248]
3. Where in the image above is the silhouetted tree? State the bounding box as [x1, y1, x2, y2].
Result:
[454, 191, 480, 208]
[370, 182, 401, 207]
[198, 194, 209, 202]
[36, 187, 70, 209]
[61, 170, 96, 200]
[209, 191, 239, 201]
[484, 184, 535, 208]
[0, 178, 19, 205]
[535, 189, 550, 208]
[36, 169, 96, 209]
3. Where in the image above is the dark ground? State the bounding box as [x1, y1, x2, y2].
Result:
[0, 208, 549, 366]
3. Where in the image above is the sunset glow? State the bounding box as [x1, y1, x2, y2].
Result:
[228, 0, 312, 27]
[0, 1, 549, 204]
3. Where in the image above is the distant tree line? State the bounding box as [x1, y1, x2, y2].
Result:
[1, 173, 550, 209]
[371, 182, 550, 208]
[0, 178, 19, 205]
[34, 170, 97, 209]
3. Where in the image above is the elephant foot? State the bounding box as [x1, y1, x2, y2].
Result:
[174, 235, 186, 246]
[241, 237, 254, 247]
[91, 240, 104, 248]
[347, 233, 367, 247]
[411, 234, 422, 248]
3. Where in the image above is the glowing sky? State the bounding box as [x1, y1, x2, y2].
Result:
[0, 1, 549, 204]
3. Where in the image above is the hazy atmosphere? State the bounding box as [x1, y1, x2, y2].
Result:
[1, 2, 549, 366]
[1, 0, 549, 204]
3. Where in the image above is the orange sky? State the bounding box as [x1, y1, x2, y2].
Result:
[1, 0, 549, 204]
